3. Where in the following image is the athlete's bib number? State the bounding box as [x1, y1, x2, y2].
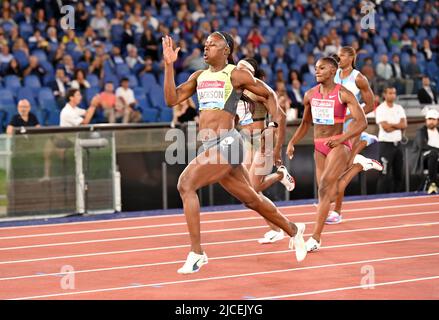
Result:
[197, 80, 226, 110]
[311, 98, 335, 125]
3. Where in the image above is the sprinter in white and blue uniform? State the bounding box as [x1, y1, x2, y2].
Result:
[326, 47, 383, 225]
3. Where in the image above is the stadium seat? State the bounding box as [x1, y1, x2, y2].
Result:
[12, 50, 29, 70]
[23, 75, 42, 96]
[86, 74, 100, 88]
[140, 73, 158, 91]
[17, 87, 38, 109]
[4, 75, 22, 95]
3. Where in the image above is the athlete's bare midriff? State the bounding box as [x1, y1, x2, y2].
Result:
[314, 123, 344, 140]
[198, 110, 235, 139]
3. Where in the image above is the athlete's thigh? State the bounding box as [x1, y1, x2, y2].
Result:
[314, 151, 326, 188]
[219, 164, 260, 204]
[179, 146, 233, 190]
[320, 145, 350, 184]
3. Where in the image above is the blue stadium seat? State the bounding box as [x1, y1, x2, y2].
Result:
[17, 87, 38, 109]
[126, 74, 139, 88]
[140, 73, 158, 91]
[13, 50, 29, 70]
[148, 84, 168, 110]
[159, 108, 173, 122]
[176, 72, 191, 85]
[31, 49, 48, 62]
[116, 63, 132, 78]
[142, 106, 160, 123]
[86, 87, 100, 105]
[19, 22, 34, 40]
[23, 75, 42, 95]
[86, 74, 100, 88]
[302, 73, 316, 87]
[4, 75, 22, 95]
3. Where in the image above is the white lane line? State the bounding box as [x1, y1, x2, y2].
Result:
[1, 201, 437, 240]
[1, 217, 438, 265]
[8, 250, 439, 300]
[1, 195, 437, 231]
[1, 209, 438, 251]
[1, 226, 438, 282]
[254, 275, 439, 300]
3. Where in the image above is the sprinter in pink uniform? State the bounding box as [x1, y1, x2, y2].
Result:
[287, 56, 367, 252]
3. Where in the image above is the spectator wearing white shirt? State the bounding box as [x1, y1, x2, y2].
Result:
[375, 86, 407, 193]
[115, 78, 141, 123]
[60, 88, 98, 127]
[418, 76, 438, 105]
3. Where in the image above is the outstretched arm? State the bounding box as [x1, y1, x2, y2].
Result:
[162, 35, 201, 106]
[327, 87, 367, 147]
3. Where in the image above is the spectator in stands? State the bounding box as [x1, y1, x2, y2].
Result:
[273, 44, 293, 68]
[12, 37, 29, 56]
[322, 2, 336, 22]
[388, 32, 401, 48]
[283, 29, 300, 46]
[28, 29, 49, 51]
[421, 39, 433, 62]
[300, 54, 316, 78]
[400, 33, 412, 49]
[192, 4, 206, 22]
[412, 109, 439, 194]
[46, 26, 58, 47]
[52, 43, 66, 68]
[83, 26, 98, 46]
[75, 2, 90, 33]
[313, 37, 327, 56]
[98, 81, 119, 123]
[0, 44, 13, 65]
[144, 9, 159, 31]
[126, 44, 144, 71]
[128, 4, 145, 34]
[115, 78, 141, 123]
[6, 99, 40, 135]
[229, 27, 242, 47]
[62, 29, 80, 47]
[230, 3, 242, 22]
[390, 54, 414, 95]
[0, 8, 17, 27]
[256, 45, 271, 66]
[89, 55, 104, 80]
[404, 54, 423, 94]
[183, 47, 206, 73]
[171, 97, 198, 128]
[375, 86, 407, 193]
[377, 55, 393, 91]
[418, 76, 438, 105]
[1, 58, 22, 78]
[287, 79, 304, 119]
[110, 46, 125, 65]
[23, 55, 46, 80]
[140, 27, 159, 61]
[323, 37, 342, 56]
[51, 68, 70, 109]
[288, 69, 302, 83]
[22, 6, 33, 24]
[70, 69, 91, 99]
[247, 28, 266, 49]
[91, 7, 109, 40]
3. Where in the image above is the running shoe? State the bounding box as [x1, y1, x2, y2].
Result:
[428, 182, 438, 194]
[325, 210, 343, 224]
[353, 154, 383, 172]
[258, 229, 285, 244]
[306, 237, 321, 252]
[177, 251, 208, 274]
[277, 165, 296, 191]
[289, 223, 307, 262]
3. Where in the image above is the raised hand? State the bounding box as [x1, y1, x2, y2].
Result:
[162, 35, 180, 65]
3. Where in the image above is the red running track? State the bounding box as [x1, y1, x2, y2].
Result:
[0, 195, 439, 300]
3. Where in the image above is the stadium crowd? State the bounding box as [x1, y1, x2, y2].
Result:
[0, 0, 438, 130]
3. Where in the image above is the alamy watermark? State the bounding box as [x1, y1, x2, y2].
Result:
[360, 1, 376, 30]
[58, 0, 75, 30]
[360, 264, 376, 289]
[60, 265, 75, 290]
